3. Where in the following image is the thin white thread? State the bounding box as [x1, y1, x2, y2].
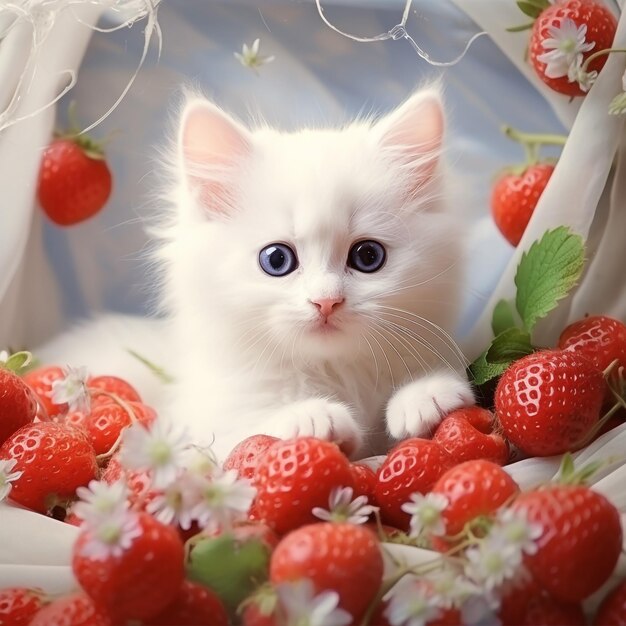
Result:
[0, 0, 161, 134]
[314, 0, 486, 67]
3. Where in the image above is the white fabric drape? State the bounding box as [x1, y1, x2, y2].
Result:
[0, 4, 103, 349]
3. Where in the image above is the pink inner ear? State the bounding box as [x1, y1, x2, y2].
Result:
[380, 93, 444, 188]
[180, 101, 250, 214]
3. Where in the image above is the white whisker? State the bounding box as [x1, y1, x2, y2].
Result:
[364, 328, 395, 389]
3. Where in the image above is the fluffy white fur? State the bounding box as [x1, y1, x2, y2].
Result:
[38, 88, 474, 460]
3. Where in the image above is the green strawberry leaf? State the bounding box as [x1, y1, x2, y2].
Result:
[558, 452, 576, 482]
[468, 350, 510, 386]
[126, 348, 175, 384]
[516, 1, 543, 18]
[186, 534, 271, 614]
[486, 328, 534, 364]
[506, 22, 535, 33]
[515, 227, 585, 333]
[2, 351, 33, 373]
[491, 299, 517, 336]
[557, 453, 605, 485]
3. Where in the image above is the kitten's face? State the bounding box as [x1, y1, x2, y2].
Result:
[174, 91, 462, 365]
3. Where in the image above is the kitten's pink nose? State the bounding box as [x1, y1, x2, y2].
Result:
[312, 297, 345, 318]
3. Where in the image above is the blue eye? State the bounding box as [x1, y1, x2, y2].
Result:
[348, 240, 386, 273]
[259, 243, 298, 277]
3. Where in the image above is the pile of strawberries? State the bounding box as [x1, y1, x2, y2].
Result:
[0, 312, 624, 625]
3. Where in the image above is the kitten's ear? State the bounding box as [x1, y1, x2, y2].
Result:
[375, 89, 444, 189]
[179, 99, 251, 216]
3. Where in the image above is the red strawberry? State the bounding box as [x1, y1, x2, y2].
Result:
[374, 438, 454, 531]
[229, 520, 280, 551]
[240, 587, 280, 626]
[22, 365, 68, 419]
[82, 401, 156, 455]
[65, 511, 83, 527]
[28, 592, 113, 626]
[498, 577, 542, 626]
[88, 375, 141, 408]
[433, 406, 509, 465]
[499, 577, 586, 625]
[38, 137, 112, 226]
[519, 594, 586, 625]
[147, 581, 228, 626]
[0, 422, 97, 513]
[495, 349, 605, 456]
[491, 163, 554, 246]
[593, 579, 626, 625]
[529, 0, 617, 97]
[73, 512, 185, 622]
[241, 602, 279, 626]
[101, 453, 156, 510]
[253, 437, 354, 535]
[430, 459, 520, 543]
[223, 434, 279, 481]
[0, 368, 38, 446]
[350, 462, 378, 503]
[0, 587, 47, 626]
[269, 522, 383, 621]
[511, 484, 622, 602]
[202, 519, 280, 553]
[559, 315, 626, 372]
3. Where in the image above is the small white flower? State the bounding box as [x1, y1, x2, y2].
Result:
[460, 592, 502, 626]
[401, 492, 448, 538]
[190, 469, 256, 531]
[120, 419, 190, 490]
[74, 480, 129, 527]
[147, 471, 202, 530]
[537, 18, 595, 79]
[567, 56, 598, 92]
[491, 508, 543, 556]
[80, 509, 142, 560]
[464, 536, 523, 591]
[0, 350, 8, 364]
[385, 575, 443, 626]
[0, 459, 23, 502]
[428, 568, 482, 610]
[50, 365, 91, 413]
[234, 38, 275, 73]
[276, 580, 352, 626]
[312, 486, 378, 525]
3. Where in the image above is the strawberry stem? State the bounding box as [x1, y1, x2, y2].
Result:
[91, 389, 141, 463]
[571, 399, 624, 452]
[359, 558, 442, 626]
[127, 348, 175, 384]
[603, 358, 620, 378]
[52, 100, 110, 160]
[67, 100, 81, 136]
[503, 125, 568, 149]
[581, 48, 626, 73]
[506, 22, 535, 33]
[372, 508, 389, 542]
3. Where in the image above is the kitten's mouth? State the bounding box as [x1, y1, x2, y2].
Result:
[311, 317, 341, 334]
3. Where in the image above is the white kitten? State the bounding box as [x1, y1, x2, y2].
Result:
[38, 88, 474, 460]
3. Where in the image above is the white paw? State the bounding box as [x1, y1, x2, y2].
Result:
[386, 372, 475, 440]
[262, 398, 362, 456]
